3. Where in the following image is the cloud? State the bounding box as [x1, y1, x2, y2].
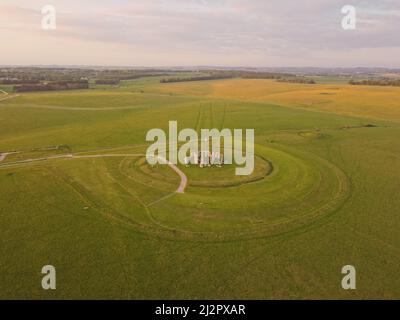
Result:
[0, 0, 399, 66]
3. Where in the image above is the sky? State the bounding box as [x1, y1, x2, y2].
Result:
[0, 0, 399, 67]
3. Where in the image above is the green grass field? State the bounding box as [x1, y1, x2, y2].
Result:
[1, 77, 399, 299]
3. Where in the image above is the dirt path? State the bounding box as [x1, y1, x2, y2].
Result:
[153, 156, 187, 194]
[0, 94, 20, 103]
[0, 153, 188, 193]
[0, 152, 19, 162]
[0, 90, 8, 103]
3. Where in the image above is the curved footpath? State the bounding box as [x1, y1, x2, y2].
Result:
[0, 153, 188, 194]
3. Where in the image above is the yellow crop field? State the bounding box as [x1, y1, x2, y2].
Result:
[156, 79, 400, 122]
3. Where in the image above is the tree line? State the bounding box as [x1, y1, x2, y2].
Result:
[277, 77, 316, 84]
[160, 74, 234, 83]
[160, 71, 316, 84]
[349, 79, 400, 87]
[14, 80, 89, 92]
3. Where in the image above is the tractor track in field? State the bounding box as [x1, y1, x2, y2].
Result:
[0, 153, 187, 194]
[2, 103, 146, 111]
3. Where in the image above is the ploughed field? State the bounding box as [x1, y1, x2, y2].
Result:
[0, 78, 399, 299]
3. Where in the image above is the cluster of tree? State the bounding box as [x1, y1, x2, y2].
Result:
[1, 67, 179, 90]
[109, 73, 168, 81]
[96, 69, 167, 77]
[94, 79, 120, 85]
[349, 79, 400, 87]
[0, 78, 41, 84]
[0, 67, 94, 83]
[160, 70, 317, 84]
[277, 77, 316, 84]
[94, 71, 170, 86]
[160, 74, 234, 83]
[1, 67, 169, 85]
[241, 72, 294, 79]
[14, 80, 89, 92]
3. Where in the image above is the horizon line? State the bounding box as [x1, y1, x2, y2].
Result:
[1, 64, 400, 70]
